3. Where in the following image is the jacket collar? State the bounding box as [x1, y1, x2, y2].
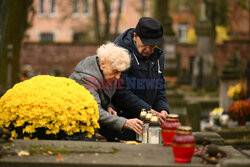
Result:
[116, 29, 163, 61]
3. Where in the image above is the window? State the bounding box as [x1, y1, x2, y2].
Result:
[83, 0, 90, 16]
[178, 24, 189, 43]
[73, 32, 85, 42]
[39, 0, 45, 17]
[40, 33, 54, 42]
[50, 0, 56, 17]
[72, 0, 79, 18]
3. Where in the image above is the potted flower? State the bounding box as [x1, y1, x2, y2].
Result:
[226, 81, 249, 126]
[226, 100, 250, 126]
[227, 83, 246, 101]
[0, 75, 100, 139]
[209, 108, 224, 126]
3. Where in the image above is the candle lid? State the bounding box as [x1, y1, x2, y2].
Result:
[177, 126, 192, 134]
[139, 109, 147, 121]
[140, 109, 147, 117]
[149, 114, 160, 126]
[166, 114, 179, 120]
[144, 112, 152, 123]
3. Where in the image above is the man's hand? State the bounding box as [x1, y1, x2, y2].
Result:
[124, 118, 143, 135]
[107, 107, 117, 115]
[160, 110, 168, 119]
[149, 109, 167, 125]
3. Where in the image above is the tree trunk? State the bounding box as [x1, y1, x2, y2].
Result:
[0, 0, 9, 96]
[153, 0, 174, 35]
[114, 0, 123, 36]
[154, 0, 168, 23]
[0, 0, 33, 95]
[93, 0, 101, 41]
[141, 0, 146, 16]
[102, 0, 111, 40]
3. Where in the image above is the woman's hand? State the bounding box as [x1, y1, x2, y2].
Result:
[124, 119, 143, 135]
[107, 107, 117, 115]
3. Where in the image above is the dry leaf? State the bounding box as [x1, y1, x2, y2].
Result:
[47, 151, 53, 155]
[124, 141, 139, 145]
[18, 150, 30, 156]
[56, 154, 64, 162]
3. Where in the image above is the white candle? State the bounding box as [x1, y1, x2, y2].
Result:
[150, 135, 159, 144]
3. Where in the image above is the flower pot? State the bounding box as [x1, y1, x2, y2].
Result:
[237, 120, 246, 126]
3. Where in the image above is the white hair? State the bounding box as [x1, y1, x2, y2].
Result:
[97, 42, 130, 71]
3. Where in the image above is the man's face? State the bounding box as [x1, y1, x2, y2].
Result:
[134, 33, 156, 57]
[100, 60, 122, 83]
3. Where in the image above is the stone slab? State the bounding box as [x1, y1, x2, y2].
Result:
[213, 127, 250, 139]
[193, 132, 224, 145]
[217, 159, 250, 167]
[0, 139, 248, 167]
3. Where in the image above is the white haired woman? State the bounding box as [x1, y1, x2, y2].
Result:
[70, 42, 143, 141]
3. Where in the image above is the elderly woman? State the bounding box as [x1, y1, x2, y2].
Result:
[69, 42, 143, 141]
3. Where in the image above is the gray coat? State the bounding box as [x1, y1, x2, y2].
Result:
[69, 56, 127, 132]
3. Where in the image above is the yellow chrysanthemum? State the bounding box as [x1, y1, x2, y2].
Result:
[0, 75, 99, 139]
[210, 107, 224, 117]
[227, 85, 235, 98]
[227, 83, 243, 100]
[186, 28, 197, 44]
[216, 26, 230, 44]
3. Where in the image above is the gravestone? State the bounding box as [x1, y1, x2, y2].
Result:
[186, 102, 201, 131]
[163, 36, 177, 73]
[163, 16, 178, 77]
[1, 138, 248, 167]
[246, 61, 250, 98]
[219, 50, 244, 110]
[192, 1, 215, 88]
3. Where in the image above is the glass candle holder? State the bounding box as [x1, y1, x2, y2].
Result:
[148, 114, 161, 144]
[161, 114, 181, 146]
[136, 109, 147, 142]
[172, 126, 195, 163]
[219, 114, 229, 127]
[142, 112, 152, 144]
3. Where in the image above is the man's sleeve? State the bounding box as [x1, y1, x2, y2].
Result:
[152, 81, 170, 113]
[152, 54, 170, 113]
[113, 70, 152, 117]
[69, 72, 127, 132]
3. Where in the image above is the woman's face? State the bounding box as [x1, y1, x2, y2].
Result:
[100, 60, 122, 83]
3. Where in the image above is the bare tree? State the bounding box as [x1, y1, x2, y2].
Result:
[154, 0, 174, 35]
[102, 0, 111, 40]
[93, 0, 101, 41]
[114, 0, 123, 35]
[0, 0, 33, 95]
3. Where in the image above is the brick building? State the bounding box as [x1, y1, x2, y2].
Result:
[21, 0, 250, 77]
[25, 0, 152, 43]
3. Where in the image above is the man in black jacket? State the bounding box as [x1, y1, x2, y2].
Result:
[111, 17, 170, 140]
